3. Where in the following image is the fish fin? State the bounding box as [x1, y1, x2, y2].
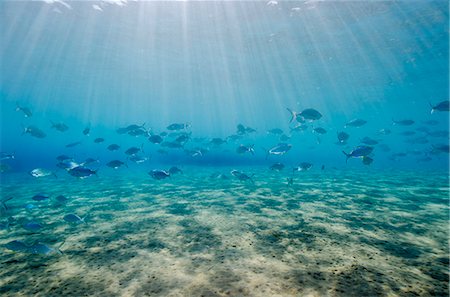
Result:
[342, 151, 350, 163]
[286, 108, 296, 123]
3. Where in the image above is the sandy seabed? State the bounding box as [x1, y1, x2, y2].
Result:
[0, 168, 448, 297]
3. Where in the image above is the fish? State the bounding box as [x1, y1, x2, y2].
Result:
[422, 120, 439, 126]
[267, 128, 283, 135]
[22, 125, 46, 138]
[337, 131, 350, 143]
[1, 152, 15, 160]
[23, 222, 43, 232]
[28, 243, 63, 255]
[94, 138, 105, 143]
[167, 123, 190, 131]
[56, 155, 72, 161]
[161, 141, 184, 149]
[236, 124, 257, 135]
[392, 119, 415, 126]
[230, 170, 254, 183]
[125, 146, 143, 156]
[427, 130, 449, 138]
[287, 177, 294, 186]
[345, 119, 367, 128]
[16, 103, 32, 117]
[55, 195, 68, 203]
[64, 213, 86, 224]
[1, 197, 13, 212]
[29, 168, 56, 178]
[360, 137, 378, 145]
[107, 144, 120, 151]
[56, 160, 82, 170]
[430, 100, 449, 113]
[128, 128, 149, 137]
[65, 141, 82, 148]
[168, 166, 183, 175]
[236, 144, 255, 155]
[83, 126, 90, 136]
[0, 163, 11, 173]
[106, 160, 126, 169]
[5, 240, 29, 252]
[378, 129, 391, 135]
[148, 134, 163, 144]
[313, 127, 327, 134]
[298, 108, 322, 121]
[149, 169, 170, 180]
[362, 156, 373, 165]
[265, 143, 292, 159]
[290, 124, 308, 133]
[50, 121, 69, 132]
[84, 158, 99, 165]
[342, 146, 374, 163]
[68, 166, 98, 178]
[431, 144, 450, 154]
[128, 155, 148, 164]
[293, 162, 313, 172]
[210, 138, 227, 145]
[279, 134, 291, 142]
[270, 162, 285, 171]
[32, 194, 49, 201]
[175, 133, 190, 144]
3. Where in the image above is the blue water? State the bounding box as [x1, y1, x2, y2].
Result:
[0, 1, 449, 296]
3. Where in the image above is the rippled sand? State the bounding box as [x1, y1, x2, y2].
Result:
[0, 168, 448, 296]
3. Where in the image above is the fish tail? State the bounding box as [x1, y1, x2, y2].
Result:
[262, 147, 269, 160]
[57, 240, 66, 254]
[429, 102, 434, 114]
[342, 151, 350, 163]
[286, 108, 296, 123]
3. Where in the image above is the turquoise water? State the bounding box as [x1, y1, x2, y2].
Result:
[1, 1, 449, 296]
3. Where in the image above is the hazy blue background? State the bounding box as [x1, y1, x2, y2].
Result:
[0, 1, 448, 171]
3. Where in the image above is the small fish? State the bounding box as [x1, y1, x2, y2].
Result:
[29, 168, 56, 178]
[68, 166, 97, 178]
[378, 129, 391, 135]
[50, 121, 69, 132]
[23, 222, 43, 232]
[83, 126, 90, 136]
[1, 152, 15, 160]
[55, 195, 68, 203]
[422, 120, 439, 126]
[270, 162, 284, 171]
[63, 213, 86, 224]
[236, 144, 255, 155]
[226, 134, 242, 142]
[148, 134, 163, 144]
[125, 146, 143, 156]
[210, 138, 227, 146]
[22, 125, 46, 138]
[362, 156, 373, 165]
[28, 242, 63, 255]
[293, 162, 313, 172]
[106, 160, 126, 169]
[94, 138, 105, 143]
[342, 146, 374, 163]
[345, 119, 367, 128]
[360, 137, 378, 145]
[107, 144, 120, 151]
[392, 119, 415, 126]
[230, 170, 254, 183]
[430, 100, 449, 113]
[32, 194, 49, 201]
[167, 123, 190, 131]
[337, 131, 350, 143]
[5, 240, 29, 252]
[128, 128, 149, 137]
[65, 141, 82, 148]
[128, 155, 148, 164]
[265, 143, 292, 159]
[168, 166, 183, 175]
[299, 108, 322, 121]
[16, 103, 32, 117]
[56, 160, 82, 170]
[149, 169, 170, 180]
[267, 128, 283, 135]
[313, 127, 327, 134]
[287, 177, 294, 186]
[56, 155, 72, 161]
[236, 124, 256, 135]
[431, 144, 450, 154]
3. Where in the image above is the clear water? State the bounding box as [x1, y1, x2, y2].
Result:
[0, 1, 449, 296]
